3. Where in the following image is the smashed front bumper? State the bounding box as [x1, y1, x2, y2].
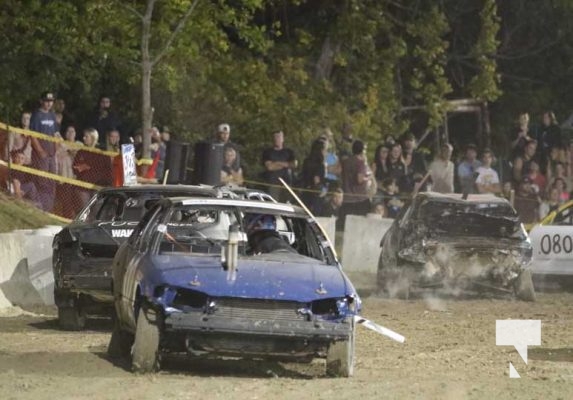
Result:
[165, 313, 352, 340]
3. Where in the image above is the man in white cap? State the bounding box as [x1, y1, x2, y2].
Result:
[29, 91, 58, 211]
[214, 123, 241, 171]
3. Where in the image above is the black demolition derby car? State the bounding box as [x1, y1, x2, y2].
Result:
[52, 185, 235, 330]
[377, 192, 536, 300]
[108, 197, 360, 377]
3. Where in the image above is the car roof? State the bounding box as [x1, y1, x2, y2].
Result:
[417, 192, 510, 204]
[98, 184, 221, 197]
[214, 185, 277, 202]
[163, 197, 307, 216]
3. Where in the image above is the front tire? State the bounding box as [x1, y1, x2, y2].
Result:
[326, 323, 355, 377]
[131, 305, 161, 373]
[515, 269, 536, 302]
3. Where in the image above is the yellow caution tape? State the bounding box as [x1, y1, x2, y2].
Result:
[0, 122, 118, 156]
[0, 160, 102, 190]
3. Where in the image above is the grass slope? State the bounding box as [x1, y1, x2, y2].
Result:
[0, 192, 63, 233]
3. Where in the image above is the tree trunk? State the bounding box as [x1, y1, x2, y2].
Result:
[141, 0, 155, 162]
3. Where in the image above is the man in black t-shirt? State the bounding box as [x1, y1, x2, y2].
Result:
[261, 130, 297, 201]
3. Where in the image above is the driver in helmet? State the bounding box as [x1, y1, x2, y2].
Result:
[244, 213, 297, 254]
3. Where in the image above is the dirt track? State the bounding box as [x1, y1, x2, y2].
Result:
[1, 293, 572, 400]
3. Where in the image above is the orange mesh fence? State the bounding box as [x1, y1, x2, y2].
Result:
[1, 123, 119, 219]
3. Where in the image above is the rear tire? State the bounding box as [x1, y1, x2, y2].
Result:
[515, 269, 536, 302]
[131, 306, 161, 373]
[57, 303, 86, 331]
[326, 323, 355, 377]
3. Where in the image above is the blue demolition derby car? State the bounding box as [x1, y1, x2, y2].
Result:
[109, 197, 361, 377]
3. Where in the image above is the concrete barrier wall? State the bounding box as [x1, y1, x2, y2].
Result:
[341, 215, 394, 273]
[0, 226, 61, 308]
[315, 217, 336, 246]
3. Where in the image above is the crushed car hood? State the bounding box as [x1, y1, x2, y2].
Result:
[141, 254, 353, 302]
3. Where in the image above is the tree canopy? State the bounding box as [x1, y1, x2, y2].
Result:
[1, 0, 572, 168]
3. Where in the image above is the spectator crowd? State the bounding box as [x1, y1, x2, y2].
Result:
[3, 91, 573, 227]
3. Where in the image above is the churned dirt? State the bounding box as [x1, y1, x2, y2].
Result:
[0, 293, 572, 400]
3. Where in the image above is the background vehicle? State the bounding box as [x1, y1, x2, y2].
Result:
[529, 201, 573, 288]
[377, 192, 535, 301]
[110, 198, 360, 377]
[52, 185, 220, 330]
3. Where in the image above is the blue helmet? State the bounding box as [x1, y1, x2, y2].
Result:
[244, 214, 277, 234]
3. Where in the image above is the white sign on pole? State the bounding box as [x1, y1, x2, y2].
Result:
[121, 144, 138, 186]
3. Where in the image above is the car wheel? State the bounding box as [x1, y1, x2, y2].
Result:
[57, 303, 86, 331]
[514, 269, 536, 302]
[108, 318, 134, 360]
[131, 305, 161, 373]
[326, 324, 355, 377]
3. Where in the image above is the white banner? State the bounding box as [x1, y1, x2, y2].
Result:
[121, 144, 138, 187]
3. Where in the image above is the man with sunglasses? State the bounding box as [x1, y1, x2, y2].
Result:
[29, 91, 58, 212]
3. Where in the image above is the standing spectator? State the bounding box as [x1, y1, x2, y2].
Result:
[429, 143, 454, 193]
[318, 188, 344, 219]
[457, 144, 481, 194]
[53, 97, 73, 134]
[262, 130, 297, 201]
[9, 150, 40, 206]
[321, 128, 341, 189]
[341, 140, 373, 220]
[220, 147, 244, 186]
[547, 162, 570, 195]
[545, 146, 567, 180]
[73, 128, 112, 206]
[29, 91, 58, 212]
[537, 111, 562, 167]
[513, 177, 541, 224]
[475, 148, 501, 194]
[512, 139, 538, 183]
[553, 177, 570, 203]
[54, 125, 82, 218]
[300, 138, 327, 214]
[386, 142, 406, 184]
[145, 127, 166, 181]
[401, 132, 427, 176]
[371, 144, 389, 190]
[378, 177, 404, 218]
[213, 123, 240, 171]
[527, 161, 546, 195]
[91, 96, 122, 147]
[104, 129, 121, 152]
[510, 112, 533, 157]
[161, 126, 171, 144]
[10, 111, 32, 165]
[55, 125, 81, 178]
[539, 187, 561, 220]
